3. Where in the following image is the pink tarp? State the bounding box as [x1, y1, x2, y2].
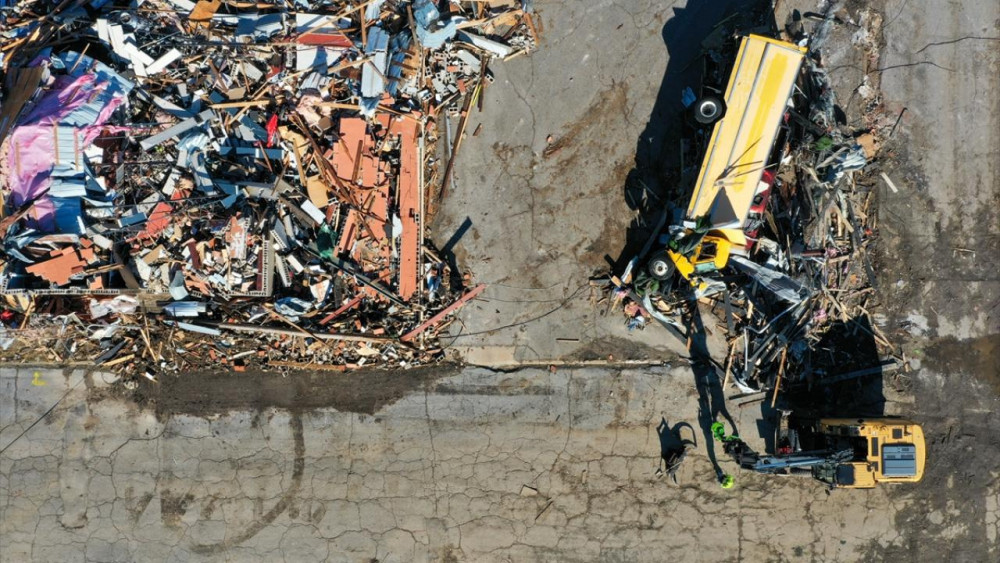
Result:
[6, 72, 128, 231]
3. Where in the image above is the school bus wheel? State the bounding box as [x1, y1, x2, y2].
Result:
[648, 251, 676, 281]
[693, 96, 725, 125]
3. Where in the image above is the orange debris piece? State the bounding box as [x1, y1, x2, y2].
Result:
[337, 209, 360, 256]
[25, 242, 98, 286]
[134, 201, 173, 242]
[363, 185, 389, 241]
[332, 118, 369, 182]
[390, 117, 420, 301]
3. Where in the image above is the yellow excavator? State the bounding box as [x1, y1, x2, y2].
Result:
[715, 417, 925, 489]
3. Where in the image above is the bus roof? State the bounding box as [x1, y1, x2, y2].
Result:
[686, 35, 807, 227]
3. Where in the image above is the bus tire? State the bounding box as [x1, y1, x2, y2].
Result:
[648, 251, 676, 281]
[693, 96, 725, 125]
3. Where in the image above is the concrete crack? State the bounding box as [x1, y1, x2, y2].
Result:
[423, 389, 440, 517]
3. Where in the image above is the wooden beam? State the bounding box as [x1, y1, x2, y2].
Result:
[771, 347, 788, 408]
[400, 284, 486, 342]
[270, 360, 347, 372]
[218, 323, 396, 343]
[210, 99, 270, 109]
[722, 336, 739, 391]
[439, 80, 481, 197]
[320, 293, 364, 325]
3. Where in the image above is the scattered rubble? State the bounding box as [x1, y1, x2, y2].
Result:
[0, 0, 540, 378]
[604, 9, 904, 400]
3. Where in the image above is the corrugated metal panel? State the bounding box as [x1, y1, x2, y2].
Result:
[386, 33, 411, 97]
[50, 197, 85, 235]
[52, 127, 83, 169]
[58, 53, 134, 127]
[236, 13, 284, 41]
[361, 27, 390, 98]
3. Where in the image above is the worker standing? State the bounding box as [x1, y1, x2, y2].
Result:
[712, 422, 738, 489]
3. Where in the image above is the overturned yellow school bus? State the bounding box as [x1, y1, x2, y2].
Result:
[648, 35, 807, 288]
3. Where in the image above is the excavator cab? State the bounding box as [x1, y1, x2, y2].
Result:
[815, 419, 925, 489]
[829, 461, 879, 488]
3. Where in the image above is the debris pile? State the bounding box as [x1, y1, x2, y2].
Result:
[0, 0, 540, 377]
[606, 12, 904, 399]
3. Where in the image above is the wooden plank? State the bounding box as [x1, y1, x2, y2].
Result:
[722, 336, 738, 391]
[439, 80, 481, 197]
[218, 323, 397, 343]
[210, 100, 270, 109]
[523, 11, 540, 46]
[723, 288, 734, 336]
[270, 360, 347, 372]
[880, 172, 900, 193]
[319, 293, 364, 325]
[103, 353, 135, 367]
[281, 126, 311, 186]
[770, 347, 788, 408]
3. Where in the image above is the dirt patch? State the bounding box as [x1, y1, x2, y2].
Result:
[131, 363, 461, 418]
[159, 490, 194, 528]
[579, 157, 638, 269]
[539, 83, 641, 269]
[923, 334, 1000, 392]
[542, 83, 629, 163]
[872, 141, 1000, 326]
[567, 335, 668, 362]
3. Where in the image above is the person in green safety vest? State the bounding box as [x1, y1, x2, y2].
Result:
[712, 422, 740, 489]
[712, 421, 740, 443]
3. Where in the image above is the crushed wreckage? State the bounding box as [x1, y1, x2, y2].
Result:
[606, 10, 905, 400]
[0, 0, 539, 378]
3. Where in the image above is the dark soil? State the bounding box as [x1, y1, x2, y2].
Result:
[132, 363, 462, 418]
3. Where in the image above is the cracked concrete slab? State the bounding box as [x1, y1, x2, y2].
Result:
[2, 367, 912, 562]
[431, 0, 734, 365]
[874, 0, 1000, 339]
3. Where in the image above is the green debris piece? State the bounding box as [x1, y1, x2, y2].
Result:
[815, 136, 834, 151]
[317, 223, 337, 260]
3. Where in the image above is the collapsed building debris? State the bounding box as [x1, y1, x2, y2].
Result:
[0, 0, 540, 376]
[605, 9, 904, 400]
